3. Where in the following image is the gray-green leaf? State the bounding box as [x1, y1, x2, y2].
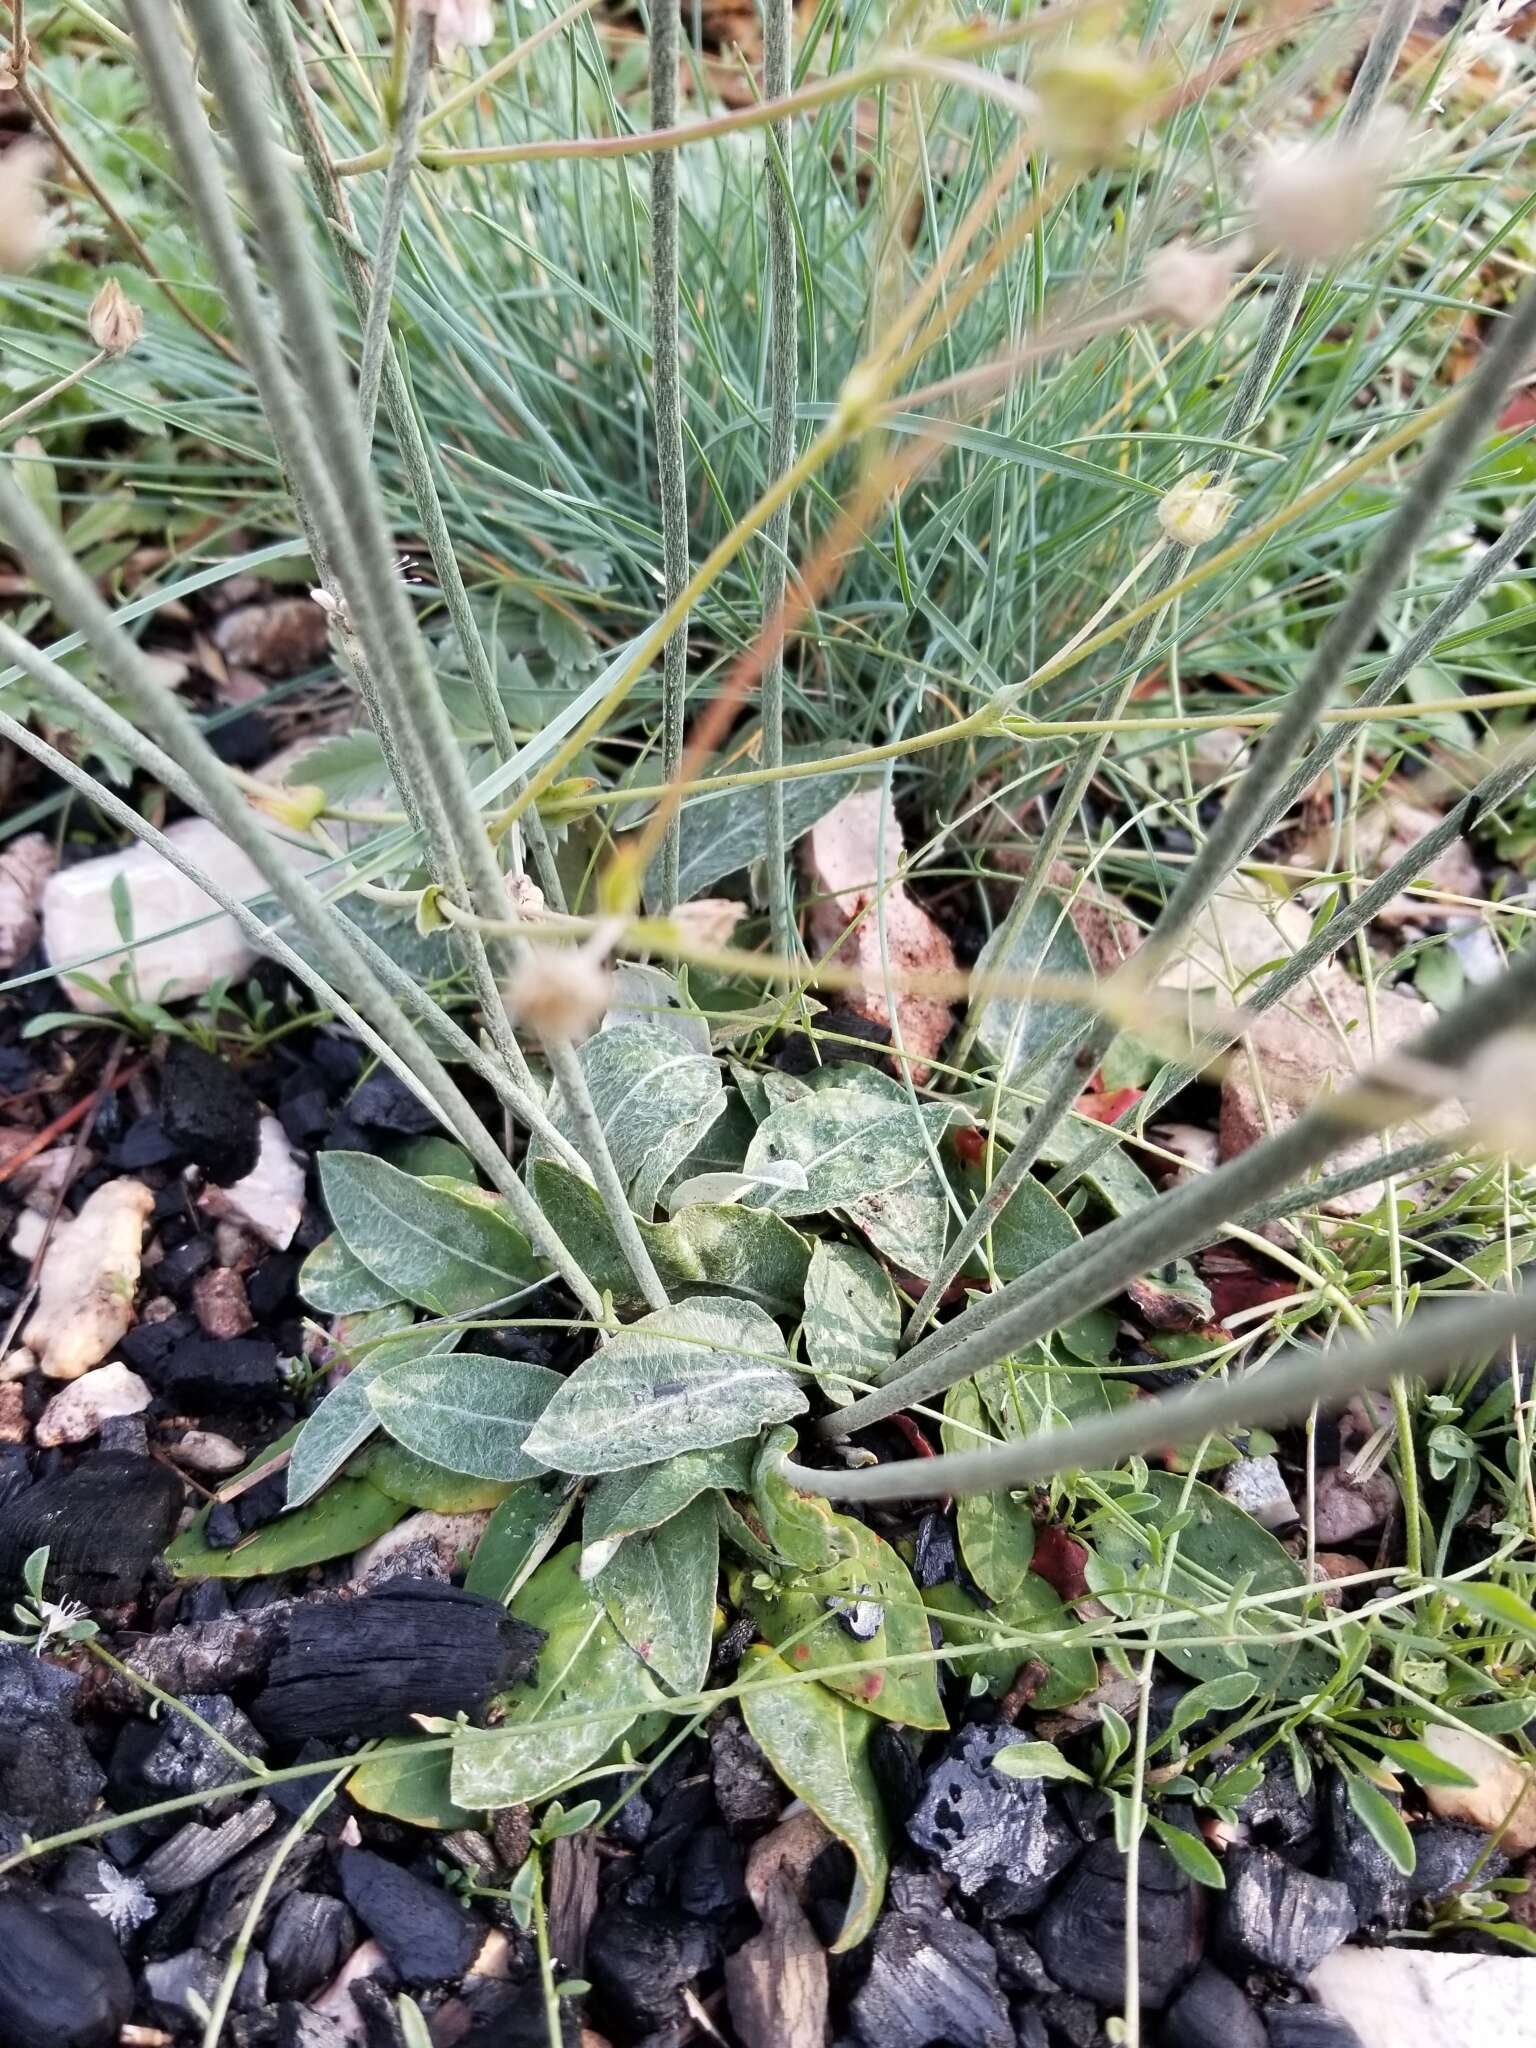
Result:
[286, 1311, 461, 1509]
[802, 1240, 900, 1405]
[584, 1440, 756, 1545]
[739, 1646, 890, 1950]
[553, 1022, 725, 1220]
[740, 1087, 957, 1217]
[597, 1495, 718, 1694]
[531, 1160, 809, 1314]
[449, 1546, 659, 1810]
[367, 1353, 563, 1482]
[319, 1153, 542, 1315]
[970, 893, 1093, 1082]
[299, 1234, 399, 1314]
[655, 759, 860, 907]
[523, 1297, 805, 1475]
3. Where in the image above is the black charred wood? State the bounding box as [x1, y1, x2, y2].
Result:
[263, 1891, 357, 2001]
[336, 1846, 484, 1987]
[0, 1452, 183, 1609]
[250, 1579, 542, 1744]
[1034, 1839, 1203, 2010]
[849, 1907, 1012, 2048]
[0, 1891, 133, 2048]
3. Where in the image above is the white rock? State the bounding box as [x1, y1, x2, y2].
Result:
[199, 1116, 305, 1249]
[8, 1209, 46, 1262]
[0, 832, 55, 972]
[1220, 1454, 1297, 1530]
[0, 1347, 37, 1384]
[23, 1177, 154, 1380]
[1422, 1724, 1536, 1852]
[1159, 871, 1314, 999]
[1311, 1946, 1535, 2048]
[35, 1361, 152, 1447]
[351, 1508, 492, 1587]
[310, 1939, 389, 2044]
[41, 818, 274, 1013]
[168, 1429, 248, 1477]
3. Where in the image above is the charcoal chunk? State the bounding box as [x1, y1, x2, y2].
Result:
[709, 1712, 781, 1827]
[142, 1949, 223, 2030]
[677, 1825, 746, 1919]
[139, 1336, 283, 1407]
[1034, 1840, 1202, 2010]
[1218, 1846, 1356, 1979]
[136, 1799, 277, 1895]
[1407, 1821, 1506, 1900]
[264, 1892, 356, 2001]
[0, 1892, 133, 2048]
[1238, 1754, 1320, 1852]
[908, 1722, 1077, 1913]
[1263, 2006, 1365, 2048]
[198, 1832, 324, 1950]
[0, 1452, 183, 1608]
[336, 1847, 483, 1986]
[348, 1070, 441, 1136]
[119, 1312, 199, 1374]
[110, 1694, 265, 1807]
[251, 1580, 542, 1743]
[585, 1903, 719, 2032]
[0, 1645, 105, 1830]
[850, 1908, 1011, 2048]
[1162, 1964, 1266, 2048]
[162, 1041, 262, 1185]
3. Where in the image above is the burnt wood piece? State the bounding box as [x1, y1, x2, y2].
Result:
[0, 1892, 133, 2048]
[250, 1578, 543, 1744]
[0, 1452, 183, 1608]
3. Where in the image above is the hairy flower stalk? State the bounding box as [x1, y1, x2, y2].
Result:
[650, 0, 690, 912]
[356, 3, 434, 446]
[247, 0, 567, 913]
[0, 472, 602, 1317]
[784, 1282, 1536, 1503]
[142, 0, 651, 1278]
[760, 0, 798, 956]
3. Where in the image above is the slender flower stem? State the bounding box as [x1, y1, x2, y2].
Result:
[546, 1039, 669, 1310]
[650, 0, 689, 912]
[919, 0, 1420, 1338]
[171, 0, 593, 1190]
[759, 0, 798, 955]
[0, 617, 588, 1173]
[0, 349, 106, 437]
[356, 4, 432, 447]
[0, 475, 602, 1318]
[907, 267, 1536, 1341]
[823, 924, 1536, 1440]
[247, 0, 566, 909]
[784, 1284, 1536, 1503]
[199, 1769, 349, 2048]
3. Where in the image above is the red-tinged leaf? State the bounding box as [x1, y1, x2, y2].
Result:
[1030, 1523, 1090, 1602]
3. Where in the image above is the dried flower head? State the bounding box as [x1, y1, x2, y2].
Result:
[0, 141, 51, 274]
[87, 278, 145, 357]
[1034, 44, 1159, 165]
[503, 944, 611, 1046]
[1466, 1031, 1536, 1161]
[1142, 240, 1234, 330]
[1157, 472, 1238, 548]
[408, 0, 495, 55]
[1249, 114, 1407, 267]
